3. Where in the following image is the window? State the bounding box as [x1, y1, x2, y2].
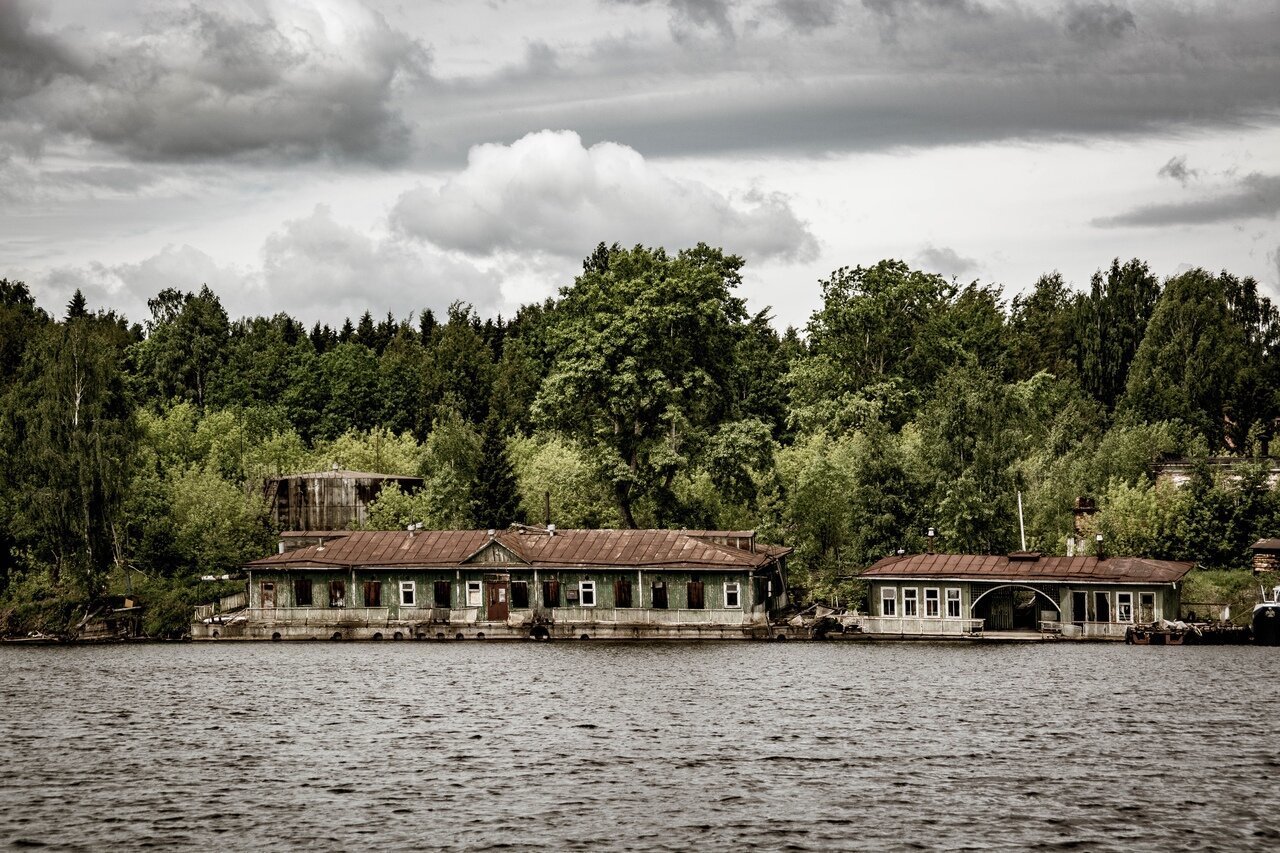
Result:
[466, 581, 482, 607]
[434, 580, 451, 608]
[261, 582, 276, 609]
[399, 581, 416, 606]
[511, 581, 530, 609]
[1094, 591, 1110, 622]
[881, 587, 897, 617]
[1139, 592, 1156, 623]
[329, 580, 345, 608]
[902, 588, 919, 617]
[687, 580, 705, 610]
[543, 579, 561, 607]
[615, 578, 633, 608]
[294, 579, 312, 607]
[945, 588, 961, 619]
[1116, 592, 1133, 623]
[651, 582, 668, 609]
[924, 588, 940, 618]
[580, 581, 596, 607]
[724, 582, 741, 608]
[363, 581, 381, 607]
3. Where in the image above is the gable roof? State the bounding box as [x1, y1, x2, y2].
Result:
[861, 553, 1194, 584]
[248, 528, 791, 571]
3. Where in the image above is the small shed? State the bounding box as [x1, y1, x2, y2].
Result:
[1252, 539, 1280, 575]
[265, 468, 424, 531]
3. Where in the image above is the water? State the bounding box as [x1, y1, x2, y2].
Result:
[1, 642, 1278, 852]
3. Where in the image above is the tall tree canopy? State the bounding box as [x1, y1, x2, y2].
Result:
[535, 242, 749, 527]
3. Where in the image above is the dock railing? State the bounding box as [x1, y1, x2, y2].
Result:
[1040, 620, 1130, 639]
[853, 616, 984, 636]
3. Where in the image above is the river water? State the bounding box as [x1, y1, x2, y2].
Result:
[1, 641, 1278, 852]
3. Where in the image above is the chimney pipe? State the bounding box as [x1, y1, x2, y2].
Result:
[544, 491, 551, 527]
[926, 527, 936, 554]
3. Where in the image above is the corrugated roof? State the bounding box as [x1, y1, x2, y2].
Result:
[860, 553, 1194, 584]
[248, 528, 792, 570]
[265, 470, 424, 482]
[1252, 538, 1280, 551]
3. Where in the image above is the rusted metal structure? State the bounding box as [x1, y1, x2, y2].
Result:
[264, 468, 423, 531]
[192, 527, 792, 641]
[856, 551, 1194, 641]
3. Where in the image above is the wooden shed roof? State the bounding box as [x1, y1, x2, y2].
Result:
[248, 528, 790, 571]
[861, 553, 1194, 584]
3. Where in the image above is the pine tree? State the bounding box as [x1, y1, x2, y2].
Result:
[470, 415, 523, 529]
[65, 289, 88, 321]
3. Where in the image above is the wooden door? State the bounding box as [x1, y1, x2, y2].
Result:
[261, 582, 276, 609]
[487, 582, 509, 621]
[687, 581, 705, 610]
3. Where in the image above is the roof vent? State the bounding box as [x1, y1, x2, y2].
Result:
[547, 524, 556, 537]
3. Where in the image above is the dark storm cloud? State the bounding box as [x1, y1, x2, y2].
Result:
[411, 0, 1280, 165]
[0, 0, 428, 164]
[1064, 1, 1136, 43]
[1157, 155, 1197, 186]
[606, 0, 736, 38]
[1094, 173, 1280, 227]
[771, 0, 842, 31]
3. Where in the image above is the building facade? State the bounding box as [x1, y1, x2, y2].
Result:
[265, 468, 424, 531]
[856, 552, 1194, 640]
[194, 527, 791, 641]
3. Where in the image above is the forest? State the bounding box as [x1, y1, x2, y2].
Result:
[2, 243, 1278, 636]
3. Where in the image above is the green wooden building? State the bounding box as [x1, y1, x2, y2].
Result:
[856, 552, 1194, 640]
[193, 527, 791, 640]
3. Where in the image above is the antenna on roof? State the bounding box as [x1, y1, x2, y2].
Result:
[1017, 491, 1027, 552]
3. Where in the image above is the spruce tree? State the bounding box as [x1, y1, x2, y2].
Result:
[65, 289, 88, 321]
[470, 415, 523, 529]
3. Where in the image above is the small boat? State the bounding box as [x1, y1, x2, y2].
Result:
[1252, 583, 1280, 646]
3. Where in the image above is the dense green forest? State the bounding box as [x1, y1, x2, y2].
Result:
[2, 244, 1278, 635]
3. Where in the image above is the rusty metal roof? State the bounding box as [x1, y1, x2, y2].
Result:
[248, 528, 792, 571]
[1252, 538, 1280, 552]
[266, 470, 424, 482]
[861, 553, 1194, 584]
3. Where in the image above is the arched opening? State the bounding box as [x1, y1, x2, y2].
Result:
[271, 632, 281, 641]
[529, 625, 550, 641]
[971, 585, 1061, 631]
[371, 632, 383, 641]
[392, 631, 404, 641]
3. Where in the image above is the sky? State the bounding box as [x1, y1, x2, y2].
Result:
[2, 0, 1279, 331]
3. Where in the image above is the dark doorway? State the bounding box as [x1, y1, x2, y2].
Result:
[615, 579, 633, 608]
[487, 581, 509, 621]
[1072, 591, 1087, 627]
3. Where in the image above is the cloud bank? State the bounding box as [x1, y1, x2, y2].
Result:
[1095, 173, 1280, 227]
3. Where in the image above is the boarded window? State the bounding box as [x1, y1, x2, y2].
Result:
[466, 581, 482, 607]
[652, 582, 668, 609]
[434, 580, 451, 608]
[544, 579, 561, 607]
[687, 581, 705, 610]
[615, 579, 633, 608]
[294, 579, 312, 607]
[363, 581, 381, 607]
[329, 580, 346, 608]
[511, 581, 530, 609]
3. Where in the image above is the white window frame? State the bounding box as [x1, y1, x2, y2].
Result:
[881, 587, 897, 617]
[466, 581, 482, 607]
[945, 588, 961, 619]
[1116, 591, 1134, 623]
[724, 582, 741, 609]
[924, 587, 940, 618]
[1138, 591, 1156, 623]
[399, 581, 416, 607]
[902, 587, 919, 617]
[580, 581, 596, 607]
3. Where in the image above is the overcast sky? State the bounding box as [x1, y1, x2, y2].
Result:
[3, 0, 1279, 330]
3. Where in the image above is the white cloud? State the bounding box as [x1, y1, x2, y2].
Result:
[390, 130, 818, 263]
[260, 205, 502, 320]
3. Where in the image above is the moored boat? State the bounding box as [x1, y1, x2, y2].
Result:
[1253, 583, 1280, 646]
